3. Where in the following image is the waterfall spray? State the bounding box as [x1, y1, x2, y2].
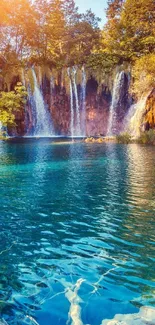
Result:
[72, 67, 81, 136]
[27, 69, 53, 137]
[107, 71, 125, 136]
[68, 68, 74, 137]
[126, 95, 149, 137]
[81, 66, 86, 136]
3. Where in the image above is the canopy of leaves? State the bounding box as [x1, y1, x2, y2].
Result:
[102, 0, 155, 63]
[0, 0, 101, 69]
[0, 0, 154, 86]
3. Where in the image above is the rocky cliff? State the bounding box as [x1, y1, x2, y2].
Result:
[6, 66, 155, 137]
[144, 89, 155, 130]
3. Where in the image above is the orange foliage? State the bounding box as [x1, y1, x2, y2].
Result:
[144, 90, 155, 128]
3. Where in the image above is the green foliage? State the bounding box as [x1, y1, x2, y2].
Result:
[0, 82, 27, 128]
[0, 0, 155, 91]
[132, 54, 155, 96]
[0, 0, 100, 69]
[102, 0, 155, 62]
[86, 52, 118, 74]
[116, 132, 132, 144]
[138, 129, 155, 145]
[121, 0, 155, 58]
[0, 130, 8, 140]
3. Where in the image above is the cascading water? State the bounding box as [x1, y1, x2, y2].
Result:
[68, 67, 83, 137]
[72, 67, 81, 136]
[28, 69, 53, 137]
[68, 68, 74, 138]
[125, 95, 149, 137]
[81, 66, 86, 136]
[107, 71, 125, 136]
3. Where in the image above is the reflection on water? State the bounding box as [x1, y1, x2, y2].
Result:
[0, 140, 155, 325]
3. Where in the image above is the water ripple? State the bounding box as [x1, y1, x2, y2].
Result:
[0, 141, 155, 324]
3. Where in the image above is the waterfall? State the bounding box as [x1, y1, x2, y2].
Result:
[68, 68, 74, 138]
[68, 66, 86, 137]
[70, 78, 74, 137]
[68, 67, 81, 137]
[28, 69, 53, 137]
[72, 67, 81, 136]
[107, 71, 125, 136]
[126, 95, 149, 137]
[81, 66, 86, 136]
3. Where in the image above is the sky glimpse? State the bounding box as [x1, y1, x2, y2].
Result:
[75, 0, 108, 27]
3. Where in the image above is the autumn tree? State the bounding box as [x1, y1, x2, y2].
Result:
[121, 0, 155, 58]
[102, 0, 155, 62]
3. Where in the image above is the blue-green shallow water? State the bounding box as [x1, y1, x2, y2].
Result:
[0, 139, 155, 325]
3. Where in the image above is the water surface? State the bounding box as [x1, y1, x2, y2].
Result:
[0, 139, 155, 324]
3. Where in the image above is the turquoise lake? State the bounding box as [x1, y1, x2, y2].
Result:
[0, 139, 155, 324]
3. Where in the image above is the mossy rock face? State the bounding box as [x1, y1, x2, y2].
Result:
[27, 69, 35, 93]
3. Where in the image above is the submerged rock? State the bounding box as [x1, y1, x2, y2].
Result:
[101, 306, 155, 325]
[84, 137, 115, 143]
[0, 320, 9, 325]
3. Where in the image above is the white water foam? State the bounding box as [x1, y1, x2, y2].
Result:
[30, 69, 53, 137]
[107, 72, 125, 136]
[72, 67, 81, 136]
[128, 95, 149, 138]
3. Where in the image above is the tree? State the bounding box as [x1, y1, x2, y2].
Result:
[0, 0, 101, 67]
[64, 9, 100, 66]
[121, 0, 155, 57]
[102, 0, 155, 62]
[0, 0, 36, 61]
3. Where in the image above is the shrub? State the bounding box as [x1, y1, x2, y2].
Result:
[138, 129, 155, 145]
[116, 132, 132, 144]
[0, 82, 27, 127]
[0, 130, 7, 140]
